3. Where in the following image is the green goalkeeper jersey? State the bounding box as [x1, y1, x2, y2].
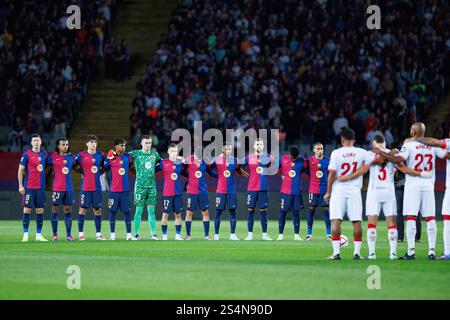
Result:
[129, 149, 161, 189]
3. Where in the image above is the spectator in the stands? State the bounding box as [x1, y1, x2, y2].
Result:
[333, 110, 348, 144]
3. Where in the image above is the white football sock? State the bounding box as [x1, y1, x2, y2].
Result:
[388, 227, 398, 255]
[332, 240, 340, 256]
[79, 232, 84, 237]
[444, 220, 450, 256]
[96, 232, 101, 237]
[406, 219, 416, 255]
[426, 219, 437, 255]
[353, 241, 362, 255]
[367, 228, 377, 255]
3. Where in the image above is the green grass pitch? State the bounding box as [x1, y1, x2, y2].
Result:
[0, 220, 449, 300]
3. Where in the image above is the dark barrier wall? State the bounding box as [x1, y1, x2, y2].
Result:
[0, 191, 445, 220]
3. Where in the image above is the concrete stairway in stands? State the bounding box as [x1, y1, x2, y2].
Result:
[69, 0, 177, 189]
[425, 91, 450, 136]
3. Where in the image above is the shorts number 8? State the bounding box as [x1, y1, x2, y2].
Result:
[108, 198, 114, 208]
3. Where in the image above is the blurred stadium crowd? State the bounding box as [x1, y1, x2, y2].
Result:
[0, 0, 449, 154]
[131, 0, 450, 151]
[0, 0, 117, 151]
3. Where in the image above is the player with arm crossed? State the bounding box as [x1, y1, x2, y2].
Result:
[324, 127, 375, 260]
[338, 134, 429, 260]
[372, 122, 448, 260]
[17, 134, 48, 242]
[47, 138, 79, 241]
[157, 143, 185, 240]
[241, 138, 275, 241]
[408, 132, 450, 260]
[75, 135, 106, 241]
[306, 142, 331, 241]
[126, 135, 161, 240]
[277, 147, 308, 241]
[104, 138, 134, 240]
[183, 147, 216, 240]
[210, 144, 248, 240]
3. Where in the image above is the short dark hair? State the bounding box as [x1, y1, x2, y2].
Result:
[31, 134, 41, 140]
[289, 147, 299, 159]
[86, 135, 98, 143]
[55, 137, 69, 153]
[167, 143, 177, 150]
[312, 142, 323, 150]
[114, 138, 127, 146]
[141, 135, 151, 142]
[372, 134, 385, 144]
[340, 127, 355, 141]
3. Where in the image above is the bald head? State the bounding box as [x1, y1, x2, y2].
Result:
[410, 122, 425, 138]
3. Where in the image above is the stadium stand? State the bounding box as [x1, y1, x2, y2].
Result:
[0, 0, 118, 151]
[130, 0, 450, 153]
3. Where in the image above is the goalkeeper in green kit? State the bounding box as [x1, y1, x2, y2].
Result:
[107, 135, 161, 240]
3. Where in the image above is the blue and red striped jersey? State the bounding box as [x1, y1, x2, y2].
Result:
[307, 156, 330, 194]
[279, 155, 308, 195]
[47, 153, 75, 192]
[156, 159, 184, 196]
[210, 156, 239, 194]
[184, 155, 213, 195]
[20, 150, 47, 189]
[104, 154, 133, 192]
[75, 150, 104, 191]
[241, 153, 274, 191]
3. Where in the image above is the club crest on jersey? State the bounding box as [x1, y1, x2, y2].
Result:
[37, 164, 43, 172]
[316, 170, 323, 178]
[172, 165, 176, 170]
[288, 170, 296, 177]
[170, 173, 178, 180]
[91, 158, 96, 163]
[223, 170, 231, 177]
[118, 168, 126, 176]
[91, 166, 98, 173]
[62, 167, 69, 175]
[256, 166, 263, 174]
[291, 162, 295, 167]
[195, 171, 202, 178]
[317, 163, 321, 168]
[145, 162, 152, 169]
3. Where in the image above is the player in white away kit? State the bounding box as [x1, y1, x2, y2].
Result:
[324, 127, 375, 260]
[374, 122, 448, 260]
[413, 133, 450, 260]
[339, 134, 429, 260]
